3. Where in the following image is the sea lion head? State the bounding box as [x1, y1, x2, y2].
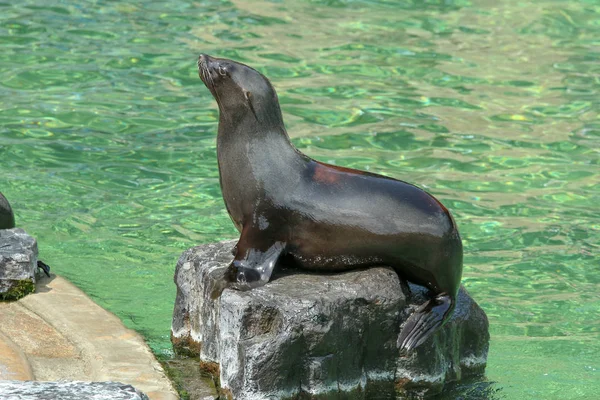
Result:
[0, 192, 16, 229]
[197, 54, 283, 126]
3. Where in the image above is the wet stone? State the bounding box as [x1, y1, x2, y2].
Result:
[172, 240, 490, 399]
[0, 381, 149, 400]
[0, 228, 38, 301]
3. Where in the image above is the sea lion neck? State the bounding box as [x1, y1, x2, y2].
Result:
[217, 115, 300, 165]
[217, 106, 283, 135]
[216, 96, 295, 159]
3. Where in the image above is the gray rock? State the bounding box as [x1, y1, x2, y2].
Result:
[0, 228, 38, 300]
[172, 241, 489, 399]
[0, 192, 16, 229]
[171, 240, 237, 357]
[0, 381, 149, 400]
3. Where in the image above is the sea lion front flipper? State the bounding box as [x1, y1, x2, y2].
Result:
[398, 293, 454, 352]
[227, 240, 286, 291]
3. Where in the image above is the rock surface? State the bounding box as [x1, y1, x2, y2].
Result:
[0, 381, 149, 400]
[0, 228, 38, 300]
[172, 240, 489, 399]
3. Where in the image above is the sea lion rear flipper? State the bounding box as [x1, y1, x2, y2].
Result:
[37, 260, 51, 277]
[398, 293, 453, 352]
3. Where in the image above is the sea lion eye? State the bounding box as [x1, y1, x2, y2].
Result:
[218, 65, 228, 77]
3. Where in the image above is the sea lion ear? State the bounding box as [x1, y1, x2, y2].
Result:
[244, 90, 259, 121]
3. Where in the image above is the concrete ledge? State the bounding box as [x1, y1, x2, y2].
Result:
[0, 274, 180, 400]
[0, 330, 32, 381]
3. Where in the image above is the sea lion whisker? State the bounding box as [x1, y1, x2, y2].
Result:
[205, 66, 224, 106]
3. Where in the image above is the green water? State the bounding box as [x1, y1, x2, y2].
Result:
[1, 0, 598, 398]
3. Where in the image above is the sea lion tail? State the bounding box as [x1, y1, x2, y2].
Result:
[398, 293, 454, 352]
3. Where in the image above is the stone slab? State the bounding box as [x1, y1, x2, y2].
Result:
[0, 331, 33, 381]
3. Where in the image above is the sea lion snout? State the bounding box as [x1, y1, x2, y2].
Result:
[197, 54, 211, 82]
[198, 53, 212, 71]
[198, 54, 234, 91]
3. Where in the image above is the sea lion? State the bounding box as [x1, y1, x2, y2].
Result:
[0, 192, 16, 230]
[197, 54, 463, 351]
[0, 191, 51, 277]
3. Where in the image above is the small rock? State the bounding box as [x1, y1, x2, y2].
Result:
[0, 228, 38, 301]
[0, 381, 149, 400]
[172, 241, 489, 399]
